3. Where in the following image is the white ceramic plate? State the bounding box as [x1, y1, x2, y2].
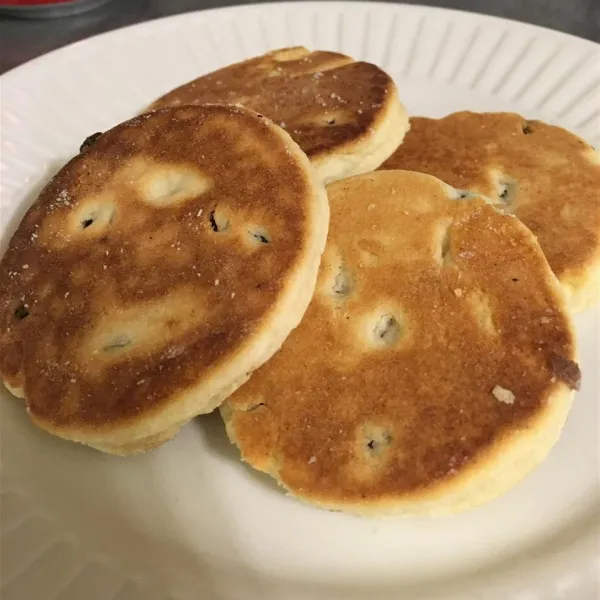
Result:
[1, 3, 599, 599]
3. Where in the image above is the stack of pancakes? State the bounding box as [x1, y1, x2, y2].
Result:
[2, 47, 597, 516]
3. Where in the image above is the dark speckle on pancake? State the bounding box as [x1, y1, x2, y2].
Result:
[79, 132, 103, 153]
[548, 353, 581, 390]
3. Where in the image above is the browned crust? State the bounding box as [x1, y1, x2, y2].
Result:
[149, 47, 398, 166]
[0, 105, 318, 434]
[223, 171, 578, 509]
[380, 112, 600, 310]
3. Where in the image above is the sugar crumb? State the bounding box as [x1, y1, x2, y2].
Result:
[56, 189, 71, 206]
[308, 456, 317, 464]
[453, 288, 463, 297]
[164, 345, 184, 359]
[492, 385, 515, 404]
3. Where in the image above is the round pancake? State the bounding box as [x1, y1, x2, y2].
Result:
[149, 47, 409, 184]
[221, 170, 580, 515]
[0, 104, 329, 455]
[380, 112, 600, 313]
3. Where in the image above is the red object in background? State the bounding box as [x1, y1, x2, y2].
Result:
[0, 0, 114, 16]
[0, 0, 74, 4]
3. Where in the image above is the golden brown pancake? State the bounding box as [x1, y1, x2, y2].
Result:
[0, 105, 329, 455]
[380, 112, 600, 313]
[149, 47, 409, 183]
[221, 171, 580, 515]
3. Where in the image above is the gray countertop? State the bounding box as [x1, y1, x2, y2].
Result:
[0, 0, 598, 74]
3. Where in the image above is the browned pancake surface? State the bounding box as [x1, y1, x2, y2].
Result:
[150, 47, 400, 168]
[0, 105, 318, 433]
[380, 112, 600, 311]
[222, 171, 578, 510]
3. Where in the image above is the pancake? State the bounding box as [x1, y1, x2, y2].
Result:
[380, 112, 600, 313]
[149, 47, 409, 184]
[0, 104, 329, 455]
[221, 170, 580, 515]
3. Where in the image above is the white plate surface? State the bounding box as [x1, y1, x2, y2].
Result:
[1, 3, 599, 599]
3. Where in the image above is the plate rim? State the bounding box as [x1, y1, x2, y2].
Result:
[1, 1, 599, 84]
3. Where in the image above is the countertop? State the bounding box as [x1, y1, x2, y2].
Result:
[0, 0, 598, 74]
